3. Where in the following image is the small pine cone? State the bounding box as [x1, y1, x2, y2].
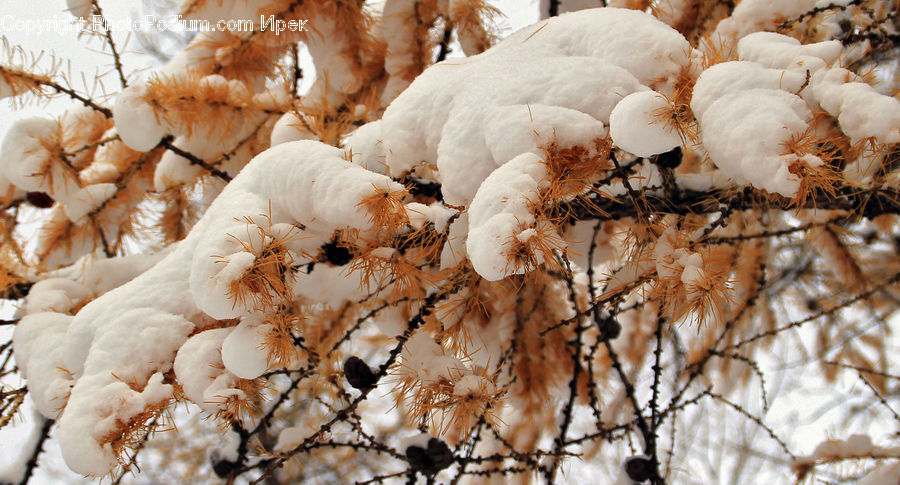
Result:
[624, 456, 655, 482]
[321, 240, 354, 266]
[406, 438, 454, 475]
[25, 192, 54, 208]
[343, 356, 378, 390]
[650, 146, 682, 169]
[597, 316, 621, 341]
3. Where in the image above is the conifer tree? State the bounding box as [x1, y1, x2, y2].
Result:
[1, 1, 900, 484]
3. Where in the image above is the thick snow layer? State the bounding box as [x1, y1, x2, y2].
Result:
[58, 312, 192, 474]
[17, 7, 896, 477]
[18, 139, 405, 475]
[353, 8, 687, 207]
[496, 8, 692, 90]
[0, 118, 123, 222]
[809, 68, 900, 144]
[405, 202, 456, 232]
[222, 318, 272, 379]
[467, 152, 550, 281]
[737, 32, 842, 70]
[380, 0, 431, 103]
[23, 278, 91, 314]
[173, 328, 233, 413]
[609, 91, 682, 157]
[113, 84, 168, 152]
[271, 112, 316, 146]
[342, 8, 699, 281]
[699, 89, 819, 198]
[13, 313, 75, 416]
[0, 118, 79, 201]
[714, 0, 817, 39]
[189, 141, 404, 320]
[691, 61, 807, 121]
[63, 183, 117, 222]
[304, 15, 367, 107]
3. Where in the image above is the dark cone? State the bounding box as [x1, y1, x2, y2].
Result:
[321, 240, 354, 266]
[405, 438, 454, 475]
[343, 356, 378, 390]
[26, 192, 55, 208]
[650, 147, 682, 170]
[624, 456, 655, 482]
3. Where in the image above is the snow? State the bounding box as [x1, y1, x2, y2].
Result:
[690, 61, 807, 121]
[344, 120, 388, 174]
[380, 0, 431, 104]
[859, 463, 900, 485]
[713, 0, 818, 39]
[0, 118, 79, 201]
[173, 328, 233, 413]
[13, 313, 74, 417]
[356, 8, 686, 207]
[304, 15, 367, 107]
[794, 434, 900, 473]
[221, 318, 271, 380]
[699, 89, 820, 198]
[439, 212, 469, 270]
[405, 202, 456, 232]
[57, 310, 193, 474]
[112, 84, 168, 152]
[453, 374, 495, 396]
[809, 68, 900, 144]
[292, 262, 370, 308]
[65, 0, 92, 18]
[737, 32, 842, 70]
[62, 183, 117, 222]
[23, 278, 91, 314]
[9, 137, 411, 474]
[401, 331, 466, 384]
[0, 119, 123, 223]
[188, 140, 404, 320]
[270, 112, 315, 146]
[466, 152, 549, 281]
[609, 90, 682, 157]
[0, 77, 13, 99]
[8, 5, 897, 480]
[153, 137, 207, 191]
[496, 8, 692, 91]
[654, 226, 707, 294]
[60, 105, 110, 158]
[274, 426, 306, 453]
